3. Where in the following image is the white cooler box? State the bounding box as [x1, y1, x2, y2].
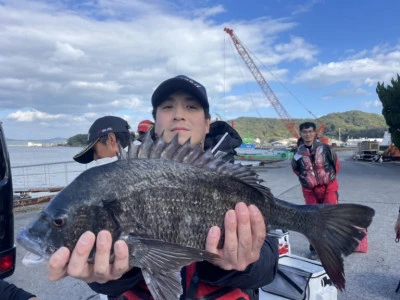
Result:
[273, 229, 291, 257]
[259, 254, 337, 300]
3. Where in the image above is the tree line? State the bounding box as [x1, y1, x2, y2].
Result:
[376, 74, 400, 148]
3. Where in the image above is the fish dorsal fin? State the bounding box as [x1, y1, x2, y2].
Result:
[138, 131, 155, 158]
[117, 141, 127, 161]
[122, 130, 264, 186]
[128, 142, 140, 159]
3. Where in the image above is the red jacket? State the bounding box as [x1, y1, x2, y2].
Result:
[291, 140, 340, 193]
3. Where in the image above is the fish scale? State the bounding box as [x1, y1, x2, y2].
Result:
[100, 158, 263, 248]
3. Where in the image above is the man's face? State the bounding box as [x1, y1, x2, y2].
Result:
[93, 133, 119, 160]
[154, 92, 210, 146]
[300, 127, 316, 146]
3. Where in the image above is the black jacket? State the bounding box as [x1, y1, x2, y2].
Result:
[204, 121, 243, 162]
[0, 280, 35, 300]
[88, 121, 278, 299]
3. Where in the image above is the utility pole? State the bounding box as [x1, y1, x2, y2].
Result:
[339, 128, 341, 142]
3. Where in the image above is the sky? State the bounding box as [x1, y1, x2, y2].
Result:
[0, 0, 399, 140]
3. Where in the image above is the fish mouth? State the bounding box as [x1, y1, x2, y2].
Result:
[22, 251, 46, 266]
[16, 228, 53, 261]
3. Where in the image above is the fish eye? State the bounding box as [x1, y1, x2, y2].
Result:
[52, 216, 67, 228]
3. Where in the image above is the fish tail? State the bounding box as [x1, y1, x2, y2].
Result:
[306, 204, 373, 291]
[271, 199, 374, 291]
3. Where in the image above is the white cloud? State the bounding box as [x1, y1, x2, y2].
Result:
[70, 81, 122, 91]
[0, 0, 311, 123]
[323, 87, 371, 99]
[295, 47, 400, 87]
[214, 93, 271, 115]
[51, 42, 85, 62]
[363, 99, 382, 109]
[8, 109, 65, 122]
[0, 0, 391, 139]
[276, 36, 318, 62]
[0, 78, 25, 88]
[194, 5, 226, 18]
[109, 98, 144, 110]
[290, 0, 323, 16]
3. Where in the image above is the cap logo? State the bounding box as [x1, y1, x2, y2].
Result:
[178, 76, 202, 89]
[88, 127, 113, 142]
[101, 127, 113, 133]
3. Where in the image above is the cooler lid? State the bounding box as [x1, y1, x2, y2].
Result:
[279, 255, 326, 277]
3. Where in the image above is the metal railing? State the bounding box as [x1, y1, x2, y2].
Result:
[11, 161, 90, 191]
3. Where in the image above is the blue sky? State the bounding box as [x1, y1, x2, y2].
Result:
[0, 0, 399, 139]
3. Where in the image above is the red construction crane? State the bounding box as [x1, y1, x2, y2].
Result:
[224, 27, 326, 142]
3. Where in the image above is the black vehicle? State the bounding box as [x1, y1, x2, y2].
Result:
[0, 121, 15, 279]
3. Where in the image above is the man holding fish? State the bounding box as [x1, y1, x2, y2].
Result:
[47, 75, 280, 299]
[18, 74, 374, 298]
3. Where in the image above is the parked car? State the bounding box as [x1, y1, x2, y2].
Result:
[0, 121, 16, 279]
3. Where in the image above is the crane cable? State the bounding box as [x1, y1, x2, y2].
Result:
[224, 35, 263, 118]
[226, 32, 320, 122]
[223, 33, 226, 120]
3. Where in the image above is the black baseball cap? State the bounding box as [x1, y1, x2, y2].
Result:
[151, 75, 209, 113]
[73, 116, 130, 164]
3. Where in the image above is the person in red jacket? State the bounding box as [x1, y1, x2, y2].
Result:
[291, 122, 340, 259]
[136, 120, 154, 142]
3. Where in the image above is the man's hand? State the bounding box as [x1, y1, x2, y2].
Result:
[205, 202, 266, 271]
[47, 230, 130, 283]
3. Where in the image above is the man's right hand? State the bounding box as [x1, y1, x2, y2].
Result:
[47, 230, 130, 283]
[205, 202, 266, 271]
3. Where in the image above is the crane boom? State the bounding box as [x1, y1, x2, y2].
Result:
[224, 27, 301, 139]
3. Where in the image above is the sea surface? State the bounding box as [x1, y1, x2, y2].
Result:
[8, 145, 101, 190]
[8, 145, 81, 167]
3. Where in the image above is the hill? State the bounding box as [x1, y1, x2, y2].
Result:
[63, 110, 386, 146]
[230, 110, 387, 143]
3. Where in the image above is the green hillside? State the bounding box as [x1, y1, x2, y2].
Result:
[229, 110, 387, 143]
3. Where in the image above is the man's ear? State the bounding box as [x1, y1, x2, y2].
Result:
[108, 132, 117, 144]
[205, 118, 211, 134]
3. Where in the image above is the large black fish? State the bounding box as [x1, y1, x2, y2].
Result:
[17, 133, 374, 299]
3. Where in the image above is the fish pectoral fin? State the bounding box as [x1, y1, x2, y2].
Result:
[127, 236, 221, 272]
[142, 268, 182, 300]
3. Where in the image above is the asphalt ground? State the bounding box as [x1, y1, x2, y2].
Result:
[5, 151, 400, 299]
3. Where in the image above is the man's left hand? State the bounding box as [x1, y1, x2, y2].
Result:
[205, 202, 266, 271]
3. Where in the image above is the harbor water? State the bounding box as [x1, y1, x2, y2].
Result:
[8, 146, 100, 190]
